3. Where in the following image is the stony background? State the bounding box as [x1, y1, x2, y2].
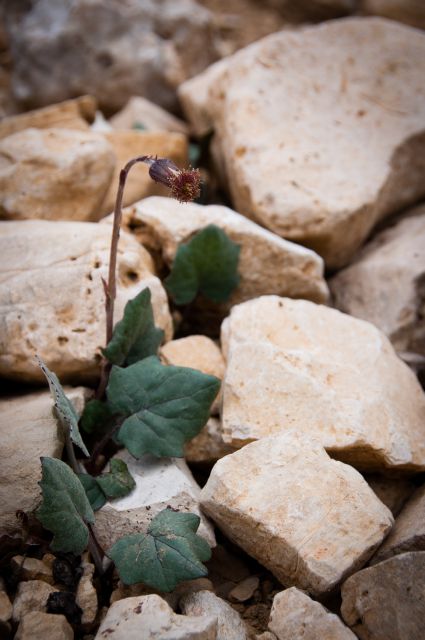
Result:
[0, 1, 424, 639]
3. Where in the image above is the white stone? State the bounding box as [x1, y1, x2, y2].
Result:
[110, 96, 189, 135]
[95, 594, 217, 639]
[0, 128, 115, 221]
[0, 387, 87, 536]
[118, 196, 329, 305]
[221, 296, 425, 471]
[330, 206, 425, 356]
[200, 432, 393, 596]
[94, 450, 215, 551]
[269, 587, 356, 640]
[181, 589, 250, 640]
[0, 220, 172, 382]
[179, 18, 425, 268]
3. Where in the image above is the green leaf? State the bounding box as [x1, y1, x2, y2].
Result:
[165, 224, 241, 304]
[102, 288, 164, 366]
[108, 508, 211, 590]
[77, 473, 106, 511]
[36, 356, 89, 457]
[36, 457, 95, 554]
[80, 399, 115, 435]
[96, 459, 136, 500]
[106, 356, 220, 457]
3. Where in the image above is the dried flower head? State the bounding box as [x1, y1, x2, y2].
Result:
[143, 156, 201, 203]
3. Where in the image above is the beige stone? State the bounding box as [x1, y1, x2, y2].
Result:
[184, 417, 237, 465]
[0, 95, 96, 139]
[12, 580, 57, 622]
[365, 474, 415, 516]
[161, 335, 225, 415]
[371, 483, 425, 563]
[220, 296, 425, 471]
[95, 594, 217, 639]
[361, 0, 425, 29]
[0, 128, 115, 221]
[76, 558, 98, 626]
[179, 18, 425, 268]
[341, 551, 425, 640]
[116, 196, 329, 305]
[94, 450, 215, 551]
[229, 576, 259, 603]
[0, 387, 87, 536]
[0, 591, 12, 623]
[100, 132, 188, 215]
[200, 432, 393, 596]
[15, 611, 73, 640]
[269, 587, 356, 640]
[0, 220, 172, 382]
[181, 589, 250, 640]
[11, 555, 54, 585]
[110, 96, 189, 135]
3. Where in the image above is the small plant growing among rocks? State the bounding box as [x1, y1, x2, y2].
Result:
[34, 156, 240, 591]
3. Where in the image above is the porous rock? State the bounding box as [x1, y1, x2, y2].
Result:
[268, 587, 356, 640]
[341, 551, 425, 640]
[95, 593, 217, 639]
[76, 556, 98, 626]
[0, 387, 87, 536]
[221, 296, 425, 471]
[0, 128, 115, 221]
[371, 483, 425, 563]
[179, 18, 425, 267]
[6, 0, 219, 113]
[330, 206, 425, 356]
[200, 432, 393, 596]
[0, 220, 172, 382]
[100, 132, 188, 215]
[117, 196, 329, 305]
[15, 611, 73, 640]
[110, 96, 189, 135]
[12, 580, 57, 622]
[11, 555, 54, 585]
[94, 450, 215, 551]
[181, 589, 250, 640]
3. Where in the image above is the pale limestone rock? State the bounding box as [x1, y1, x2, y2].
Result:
[365, 474, 416, 516]
[76, 557, 98, 626]
[185, 417, 237, 465]
[0, 387, 87, 536]
[6, 0, 219, 113]
[221, 296, 425, 471]
[95, 594, 217, 639]
[229, 577, 259, 602]
[181, 589, 250, 640]
[341, 551, 425, 640]
[0, 591, 12, 623]
[0, 220, 172, 382]
[12, 580, 57, 622]
[160, 335, 225, 415]
[15, 611, 73, 640]
[200, 432, 393, 596]
[0, 95, 96, 139]
[117, 196, 329, 305]
[11, 555, 54, 585]
[371, 483, 425, 563]
[361, 0, 425, 29]
[100, 132, 188, 216]
[179, 18, 425, 268]
[94, 450, 215, 551]
[268, 587, 356, 640]
[0, 128, 115, 221]
[110, 96, 189, 135]
[109, 577, 213, 608]
[330, 207, 425, 356]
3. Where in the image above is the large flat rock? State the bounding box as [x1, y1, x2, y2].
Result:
[201, 432, 393, 596]
[179, 18, 425, 268]
[220, 296, 425, 471]
[0, 220, 172, 382]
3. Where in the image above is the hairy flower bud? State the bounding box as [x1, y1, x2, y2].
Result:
[143, 156, 201, 203]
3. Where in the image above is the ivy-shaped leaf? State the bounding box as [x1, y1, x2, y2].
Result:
[106, 356, 220, 458]
[164, 224, 241, 304]
[102, 288, 164, 366]
[108, 508, 211, 590]
[96, 459, 136, 499]
[77, 474, 106, 512]
[36, 356, 89, 457]
[36, 457, 95, 554]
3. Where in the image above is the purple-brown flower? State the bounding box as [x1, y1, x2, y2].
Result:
[143, 156, 201, 203]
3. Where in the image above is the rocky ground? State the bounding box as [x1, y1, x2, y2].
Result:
[0, 1, 425, 639]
